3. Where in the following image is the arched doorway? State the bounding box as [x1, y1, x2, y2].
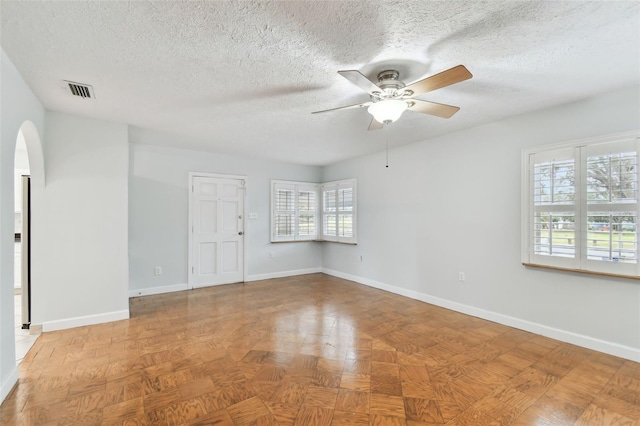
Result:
[13, 121, 44, 363]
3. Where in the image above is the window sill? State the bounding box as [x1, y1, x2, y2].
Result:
[271, 240, 357, 245]
[320, 241, 357, 245]
[522, 262, 640, 281]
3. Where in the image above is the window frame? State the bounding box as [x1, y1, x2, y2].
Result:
[522, 130, 640, 278]
[320, 179, 357, 244]
[270, 178, 357, 244]
[271, 180, 319, 242]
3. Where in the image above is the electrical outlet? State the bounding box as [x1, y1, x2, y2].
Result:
[458, 272, 465, 282]
[154, 266, 162, 276]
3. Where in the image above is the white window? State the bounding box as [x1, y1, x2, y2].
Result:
[522, 131, 640, 276]
[298, 188, 318, 238]
[321, 179, 357, 244]
[271, 181, 318, 242]
[271, 179, 357, 244]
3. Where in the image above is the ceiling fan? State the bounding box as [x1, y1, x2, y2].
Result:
[312, 65, 472, 130]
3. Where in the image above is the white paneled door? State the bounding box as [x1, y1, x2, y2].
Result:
[190, 175, 245, 288]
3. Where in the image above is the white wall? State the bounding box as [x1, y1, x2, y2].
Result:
[322, 86, 640, 360]
[0, 50, 45, 401]
[14, 132, 30, 233]
[128, 143, 323, 293]
[14, 131, 29, 210]
[36, 112, 129, 330]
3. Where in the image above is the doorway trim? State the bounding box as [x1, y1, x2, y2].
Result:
[2, 121, 44, 403]
[188, 172, 248, 289]
[18, 121, 44, 328]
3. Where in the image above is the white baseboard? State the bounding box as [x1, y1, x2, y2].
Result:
[129, 283, 189, 298]
[0, 366, 18, 404]
[321, 268, 640, 362]
[128, 271, 324, 297]
[246, 267, 322, 282]
[42, 309, 130, 333]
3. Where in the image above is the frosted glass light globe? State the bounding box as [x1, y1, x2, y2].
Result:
[368, 99, 408, 123]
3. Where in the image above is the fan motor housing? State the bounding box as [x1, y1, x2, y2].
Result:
[372, 69, 411, 101]
[377, 70, 405, 90]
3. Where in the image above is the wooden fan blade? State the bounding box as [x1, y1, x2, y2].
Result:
[404, 65, 472, 96]
[338, 70, 381, 94]
[368, 117, 384, 131]
[312, 101, 371, 114]
[407, 99, 460, 119]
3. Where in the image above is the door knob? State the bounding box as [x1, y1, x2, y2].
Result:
[238, 231, 244, 235]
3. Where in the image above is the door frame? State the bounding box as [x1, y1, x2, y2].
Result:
[21, 175, 31, 328]
[188, 172, 248, 289]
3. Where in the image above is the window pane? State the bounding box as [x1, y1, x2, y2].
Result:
[587, 211, 637, 263]
[298, 190, 316, 211]
[323, 214, 336, 236]
[297, 190, 316, 237]
[298, 214, 315, 236]
[338, 214, 353, 237]
[275, 214, 294, 237]
[338, 188, 353, 212]
[534, 159, 575, 205]
[587, 152, 638, 204]
[324, 190, 336, 212]
[276, 189, 294, 211]
[533, 212, 575, 258]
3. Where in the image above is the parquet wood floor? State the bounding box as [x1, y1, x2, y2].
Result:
[2, 273, 639, 425]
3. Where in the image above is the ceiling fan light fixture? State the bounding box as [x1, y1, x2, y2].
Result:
[368, 99, 408, 124]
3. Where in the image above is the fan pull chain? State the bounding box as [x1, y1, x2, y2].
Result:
[386, 135, 389, 168]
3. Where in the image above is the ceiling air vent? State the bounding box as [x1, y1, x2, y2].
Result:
[63, 80, 95, 99]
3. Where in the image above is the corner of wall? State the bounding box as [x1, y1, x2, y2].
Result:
[0, 364, 18, 406]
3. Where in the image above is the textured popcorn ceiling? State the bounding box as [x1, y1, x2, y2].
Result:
[1, 1, 639, 165]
